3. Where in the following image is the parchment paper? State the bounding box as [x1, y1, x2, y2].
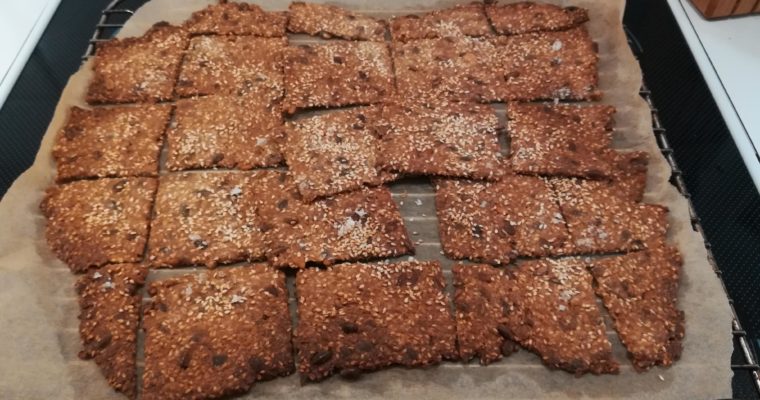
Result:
[0, 0, 734, 399]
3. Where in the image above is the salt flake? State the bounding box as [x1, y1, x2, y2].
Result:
[92, 272, 102, 279]
[231, 294, 246, 304]
[230, 186, 242, 196]
[414, 199, 423, 206]
[551, 40, 563, 51]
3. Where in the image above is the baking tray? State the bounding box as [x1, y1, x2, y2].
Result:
[0, 0, 740, 399]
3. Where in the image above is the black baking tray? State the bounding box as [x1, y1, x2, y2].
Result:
[0, 0, 758, 397]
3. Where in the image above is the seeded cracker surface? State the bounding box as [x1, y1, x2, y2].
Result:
[503, 257, 619, 375]
[257, 174, 413, 268]
[142, 265, 293, 400]
[283, 106, 395, 201]
[295, 261, 457, 381]
[390, 2, 492, 42]
[183, 1, 287, 36]
[452, 263, 517, 364]
[551, 178, 668, 254]
[493, 26, 600, 101]
[86, 22, 188, 104]
[76, 264, 147, 399]
[606, 150, 649, 202]
[435, 175, 570, 264]
[148, 172, 266, 268]
[287, 2, 387, 41]
[166, 95, 284, 171]
[508, 102, 616, 178]
[282, 41, 394, 113]
[40, 178, 156, 272]
[589, 244, 685, 371]
[53, 105, 170, 182]
[392, 36, 501, 102]
[176, 35, 285, 99]
[376, 100, 503, 178]
[485, 1, 589, 35]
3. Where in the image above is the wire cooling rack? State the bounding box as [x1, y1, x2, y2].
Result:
[80, 1, 760, 397]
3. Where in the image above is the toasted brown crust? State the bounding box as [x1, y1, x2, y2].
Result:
[435, 175, 571, 264]
[606, 150, 649, 202]
[390, 2, 492, 42]
[76, 264, 147, 399]
[176, 35, 285, 99]
[551, 177, 669, 254]
[282, 42, 394, 113]
[53, 105, 171, 182]
[41, 178, 156, 272]
[86, 22, 188, 104]
[283, 106, 395, 201]
[589, 244, 685, 371]
[392, 36, 501, 102]
[375, 100, 503, 179]
[183, 2, 287, 36]
[257, 172, 413, 268]
[287, 2, 386, 41]
[493, 26, 600, 101]
[295, 261, 457, 381]
[147, 172, 267, 268]
[508, 102, 616, 179]
[142, 265, 293, 400]
[502, 258, 619, 375]
[452, 263, 516, 364]
[166, 95, 284, 171]
[485, 1, 589, 35]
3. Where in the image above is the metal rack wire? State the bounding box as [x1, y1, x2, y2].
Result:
[80, 1, 760, 397]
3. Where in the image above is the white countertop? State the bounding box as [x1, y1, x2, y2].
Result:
[667, 0, 760, 192]
[0, 0, 61, 108]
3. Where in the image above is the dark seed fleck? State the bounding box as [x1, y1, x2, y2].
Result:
[211, 153, 225, 164]
[501, 340, 518, 356]
[157, 302, 168, 312]
[95, 333, 112, 349]
[357, 71, 368, 80]
[340, 321, 359, 334]
[126, 232, 138, 241]
[178, 350, 191, 369]
[340, 368, 361, 380]
[496, 324, 511, 338]
[471, 224, 483, 237]
[336, 156, 349, 164]
[212, 354, 228, 366]
[264, 285, 280, 296]
[333, 55, 344, 64]
[276, 199, 288, 210]
[193, 239, 208, 249]
[180, 205, 191, 217]
[503, 222, 516, 235]
[310, 350, 333, 365]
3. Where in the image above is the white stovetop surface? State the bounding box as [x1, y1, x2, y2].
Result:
[667, 0, 760, 192]
[0, 0, 61, 108]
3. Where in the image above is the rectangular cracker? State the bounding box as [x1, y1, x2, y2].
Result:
[142, 265, 293, 400]
[183, 2, 287, 36]
[283, 106, 394, 201]
[485, 1, 589, 35]
[452, 263, 517, 365]
[287, 2, 387, 41]
[166, 95, 284, 171]
[282, 41, 394, 113]
[176, 35, 285, 99]
[258, 173, 413, 268]
[86, 22, 188, 104]
[376, 100, 503, 179]
[551, 177, 669, 254]
[502, 257, 619, 375]
[435, 175, 570, 264]
[53, 105, 171, 182]
[507, 103, 616, 178]
[147, 172, 267, 268]
[493, 26, 600, 101]
[295, 261, 457, 381]
[390, 2, 492, 42]
[392, 36, 501, 102]
[76, 264, 147, 399]
[606, 150, 649, 202]
[589, 244, 685, 371]
[40, 178, 157, 273]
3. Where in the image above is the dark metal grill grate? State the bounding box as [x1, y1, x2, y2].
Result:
[80, 1, 760, 397]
